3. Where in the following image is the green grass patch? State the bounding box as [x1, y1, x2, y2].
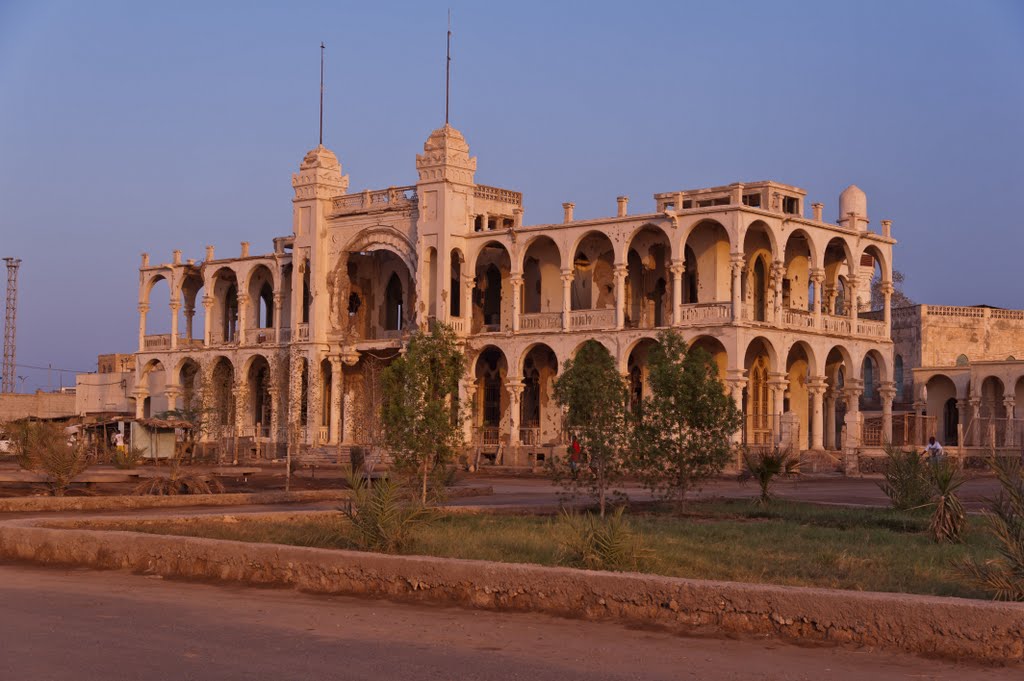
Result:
[82, 500, 999, 599]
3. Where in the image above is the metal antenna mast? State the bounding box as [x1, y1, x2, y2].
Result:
[445, 10, 452, 125]
[319, 42, 325, 146]
[2, 258, 21, 394]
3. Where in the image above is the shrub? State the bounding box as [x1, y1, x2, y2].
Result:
[551, 340, 628, 517]
[342, 473, 435, 553]
[558, 506, 651, 572]
[878, 443, 932, 511]
[630, 330, 742, 512]
[112, 446, 144, 470]
[133, 466, 224, 495]
[10, 421, 89, 496]
[959, 456, 1024, 600]
[927, 459, 966, 544]
[742, 445, 798, 505]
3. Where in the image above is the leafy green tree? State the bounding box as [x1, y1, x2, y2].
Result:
[631, 330, 742, 511]
[381, 323, 466, 504]
[552, 340, 628, 517]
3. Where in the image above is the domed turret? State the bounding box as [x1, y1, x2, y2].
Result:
[292, 144, 349, 202]
[416, 124, 477, 185]
[838, 184, 868, 230]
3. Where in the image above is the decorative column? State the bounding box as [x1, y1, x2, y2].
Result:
[614, 264, 627, 330]
[184, 305, 195, 343]
[846, 276, 860, 323]
[881, 281, 893, 339]
[560, 268, 573, 332]
[133, 388, 148, 419]
[509, 274, 523, 332]
[202, 295, 214, 346]
[730, 253, 744, 322]
[163, 385, 181, 415]
[507, 376, 524, 450]
[462, 276, 474, 334]
[771, 261, 785, 324]
[810, 268, 824, 329]
[969, 398, 982, 447]
[914, 398, 928, 447]
[879, 381, 897, 445]
[459, 378, 476, 443]
[237, 294, 250, 345]
[824, 391, 837, 450]
[234, 373, 250, 442]
[269, 357, 283, 445]
[1004, 397, 1016, 447]
[768, 372, 788, 417]
[137, 302, 149, 352]
[273, 293, 284, 344]
[669, 260, 684, 326]
[169, 300, 180, 350]
[329, 356, 342, 445]
[843, 380, 864, 449]
[725, 369, 746, 446]
[807, 378, 827, 450]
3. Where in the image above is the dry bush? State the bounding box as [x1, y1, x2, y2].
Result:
[9, 421, 89, 496]
[133, 465, 224, 496]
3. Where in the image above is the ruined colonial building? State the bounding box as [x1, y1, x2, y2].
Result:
[127, 122, 898, 465]
[888, 304, 1024, 451]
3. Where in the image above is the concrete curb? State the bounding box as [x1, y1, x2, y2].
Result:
[0, 515, 1020, 664]
[0, 486, 492, 514]
[0, 490, 351, 513]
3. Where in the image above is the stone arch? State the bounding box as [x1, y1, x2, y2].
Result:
[785, 341, 815, 450]
[472, 345, 510, 446]
[174, 357, 202, 413]
[570, 231, 616, 312]
[925, 374, 959, 446]
[521, 235, 562, 315]
[247, 264, 276, 330]
[743, 336, 778, 445]
[625, 225, 671, 329]
[209, 266, 240, 344]
[741, 219, 779, 258]
[681, 219, 731, 304]
[743, 223, 776, 323]
[688, 334, 728, 379]
[449, 247, 465, 318]
[246, 354, 273, 437]
[519, 343, 560, 445]
[783, 229, 816, 313]
[472, 242, 512, 333]
[344, 226, 417, 275]
[209, 356, 236, 428]
[626, 337, 660, 412]
[569, 337, 616, 363]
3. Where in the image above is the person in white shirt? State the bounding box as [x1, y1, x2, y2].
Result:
[925, 436, 944, 463]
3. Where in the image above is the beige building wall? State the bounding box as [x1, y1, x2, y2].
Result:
[0, 392, 77, 422]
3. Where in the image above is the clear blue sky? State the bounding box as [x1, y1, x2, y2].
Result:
[1, 0, 1022, 391]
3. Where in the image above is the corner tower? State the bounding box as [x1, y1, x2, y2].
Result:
[291, 145, 349, 341]
[415, 125, 477, 324]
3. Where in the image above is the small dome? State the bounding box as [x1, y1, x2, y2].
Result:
[299, 144, 340, 171]
[838, 184, 867, 218]
[422, 124, 469, 153]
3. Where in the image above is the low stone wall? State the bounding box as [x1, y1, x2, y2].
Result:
[0, 489, 351, 513]
[0, 516, 1020, 663]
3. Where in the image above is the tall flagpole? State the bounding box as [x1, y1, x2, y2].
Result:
[445, 10, 451, 125]
[319, 42, 325, 146]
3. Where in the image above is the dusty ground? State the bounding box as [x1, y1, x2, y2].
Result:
[0, 563, 1015, 681]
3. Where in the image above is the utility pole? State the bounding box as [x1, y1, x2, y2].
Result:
[2, 258, 21, 394]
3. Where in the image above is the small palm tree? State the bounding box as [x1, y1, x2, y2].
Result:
[928, 458, 966, 543]
[742, 445, 798, 505]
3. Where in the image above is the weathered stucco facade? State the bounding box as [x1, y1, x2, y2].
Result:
[124, 123, 897, 465]
[890, 304, 1024, 450]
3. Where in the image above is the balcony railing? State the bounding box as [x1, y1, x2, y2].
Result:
[519, 426, 540, 446]
[781, 309, 815, 329]
[520, 312, 562, 331]
[143, 335, 206, 350]
[449, 317, 467, 334]
[316, 426, 329, 444]
[821, 315, 852, 335]
[677, 302, 732, 326]
[856, 318, 887, 338]
[332, 186, 417, 214]
[296, 324, 309, 341]
[570, 308, 615, 331]
[474, 184, 523, 207]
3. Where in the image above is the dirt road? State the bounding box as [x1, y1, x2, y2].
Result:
[0, 564, 1014, 681]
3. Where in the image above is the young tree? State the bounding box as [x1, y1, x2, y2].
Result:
[552, 340, 628, 517]
[871, 269, 914, 310]
[381, 323, 466, 504]
[631, 330, 742, 511]
[11, 421, 89, 497]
